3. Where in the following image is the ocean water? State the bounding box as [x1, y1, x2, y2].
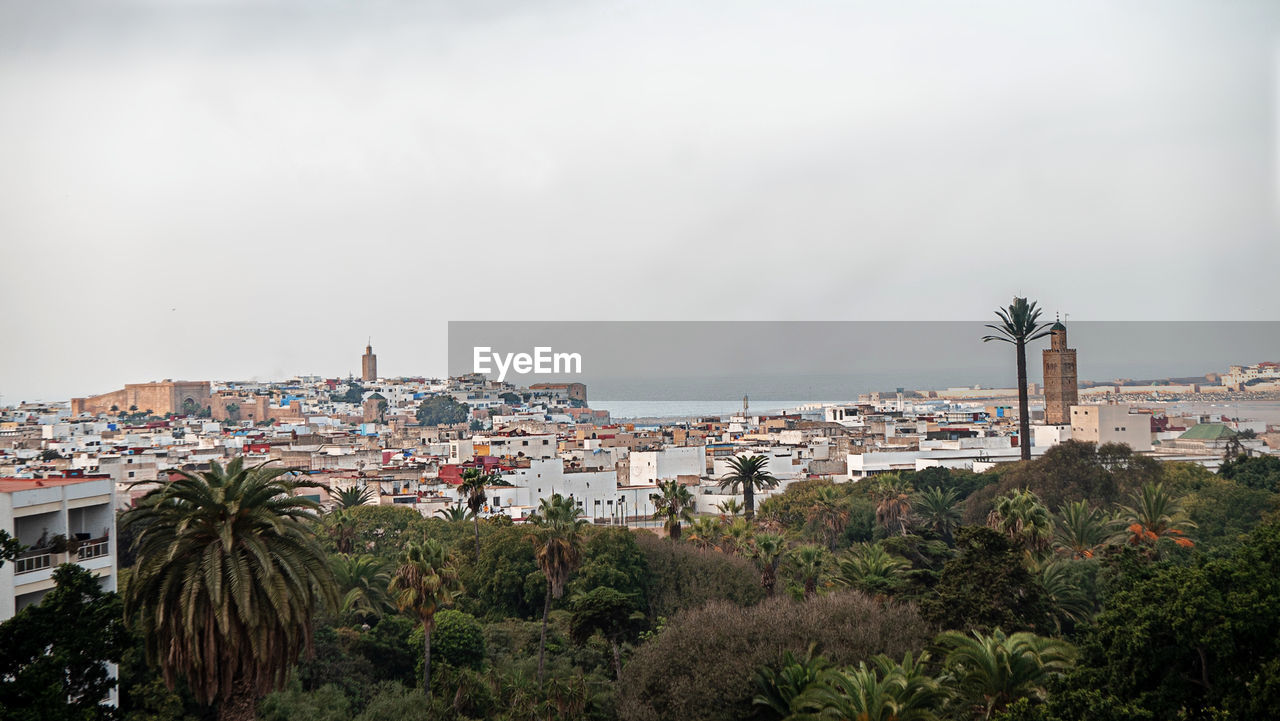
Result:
[591, 400, 835, 420]
[1156, 401, 1280, 425]
[592, 399, 1280, 425]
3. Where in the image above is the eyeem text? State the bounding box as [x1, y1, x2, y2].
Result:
[473, 346, 583, 382]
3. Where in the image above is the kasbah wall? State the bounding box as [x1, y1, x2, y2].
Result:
[70, 381, 212, 416]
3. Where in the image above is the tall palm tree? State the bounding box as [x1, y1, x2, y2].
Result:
[719, 455, 779, 521]
[685, 516, 723, 551]
[527, 494, 587, 684]
[750, 532, 787, 596]
[330, 553, 393, 623]
[986, 488, 1054, 558]
[121, 459, 337, 721]
[833, 541, 911, 597]
[873, 474, 914, 536]
[333, 484, 375, 509]
[1052, 500, 1115, 559]
[982, 297, 1053, 461]
[649, 479, 695, 540]
[458, 468, 494, 558]
[1116, 482, 1196, 550]
[913, 487, 962, 544]
[794, 651, 945, 721]
[937, 628, 1075, 720]
[789, 544, 828, 599]
[389, 537, 462, 694]
[808, 486, 851, 549]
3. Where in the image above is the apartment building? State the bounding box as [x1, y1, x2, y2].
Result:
[1069, 404, 1153, 452]
[0, 476, 117, 620]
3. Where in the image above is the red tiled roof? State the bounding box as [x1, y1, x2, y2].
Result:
[0, 477, 100, 493]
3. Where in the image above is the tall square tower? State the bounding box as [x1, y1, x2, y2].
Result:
[1042, 321, 1078, 426]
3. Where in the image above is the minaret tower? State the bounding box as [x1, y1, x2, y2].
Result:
[1041, 316, 1078, 426]
[361, 339, 378, 382]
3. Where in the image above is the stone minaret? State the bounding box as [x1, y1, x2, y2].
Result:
[1042, 319, 1078, 426]
[361, 340, 378, 382]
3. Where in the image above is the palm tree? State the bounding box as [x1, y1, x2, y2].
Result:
[1035, 560, 1093, 632]
[833, 542, 911, 597]
[649, 479, 695, 540]
[873, 474, 914, 536]
[719, 455, 778, 521]
[721, 516, 756, 554]
[437, 502, 474, 523]
[753, 645, 830, 720]
[333, 484, 375, 509]
[459, 468, 494, 558]
[914, 487, 962, 544]
[328, 508, 357, 554]
[1116, 482, 1196, 550]
[750, 532, 787, 596]
[794, 651, 945, 721]
[121, 459, 337, 721]
[789, 544, 828, 599]
[982, 297, 1053, 461]
[937, 628, 1075, 720]
[330, 553, 393, 623]
[715, 498, 744, 518]
[389, 537, 463, 694]
[1052, 500, 1115, 559]
[527, 494, 587, 684]
[808, 486, 851, 549]
[986, 488, 1054, 557]
[685, 516, 723, 551]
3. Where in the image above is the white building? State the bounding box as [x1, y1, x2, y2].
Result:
[846, 444, 1042, 479]
[628, 446, 705, 486]
[1, 477, 117, 620]
[473, 432, 558, 460]
[1069, 405, 1153, 452]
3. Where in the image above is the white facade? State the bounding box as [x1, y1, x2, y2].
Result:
[1069, 405, 1153, 452]
[1, 477, 118, 620]
[712, 448, 803, 480]
[473, 433, 558, 460]
[1032, 424, 1073, 450]
[628, 446, 705, 485]
[847, 445, 1043, 479]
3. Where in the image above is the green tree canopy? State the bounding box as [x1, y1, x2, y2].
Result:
[619, 592, 932, 721]
[415, 395, 470, 427]
[921, 526, 1052, 634]
[0, 564, 129, 721]
[1049, 521, 1280, 720]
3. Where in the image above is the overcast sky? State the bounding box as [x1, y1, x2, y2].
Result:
[2, 0, 1279, 402]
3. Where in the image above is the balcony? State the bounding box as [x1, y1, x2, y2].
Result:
[12, 535, 112, 575]
[14, 549, 52, 575]
[76, 538, 111, 561]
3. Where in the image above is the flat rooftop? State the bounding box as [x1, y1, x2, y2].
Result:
[0, 477, 102, 493]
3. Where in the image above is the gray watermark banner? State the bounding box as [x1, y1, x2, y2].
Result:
[447, 321, 1280, 402]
